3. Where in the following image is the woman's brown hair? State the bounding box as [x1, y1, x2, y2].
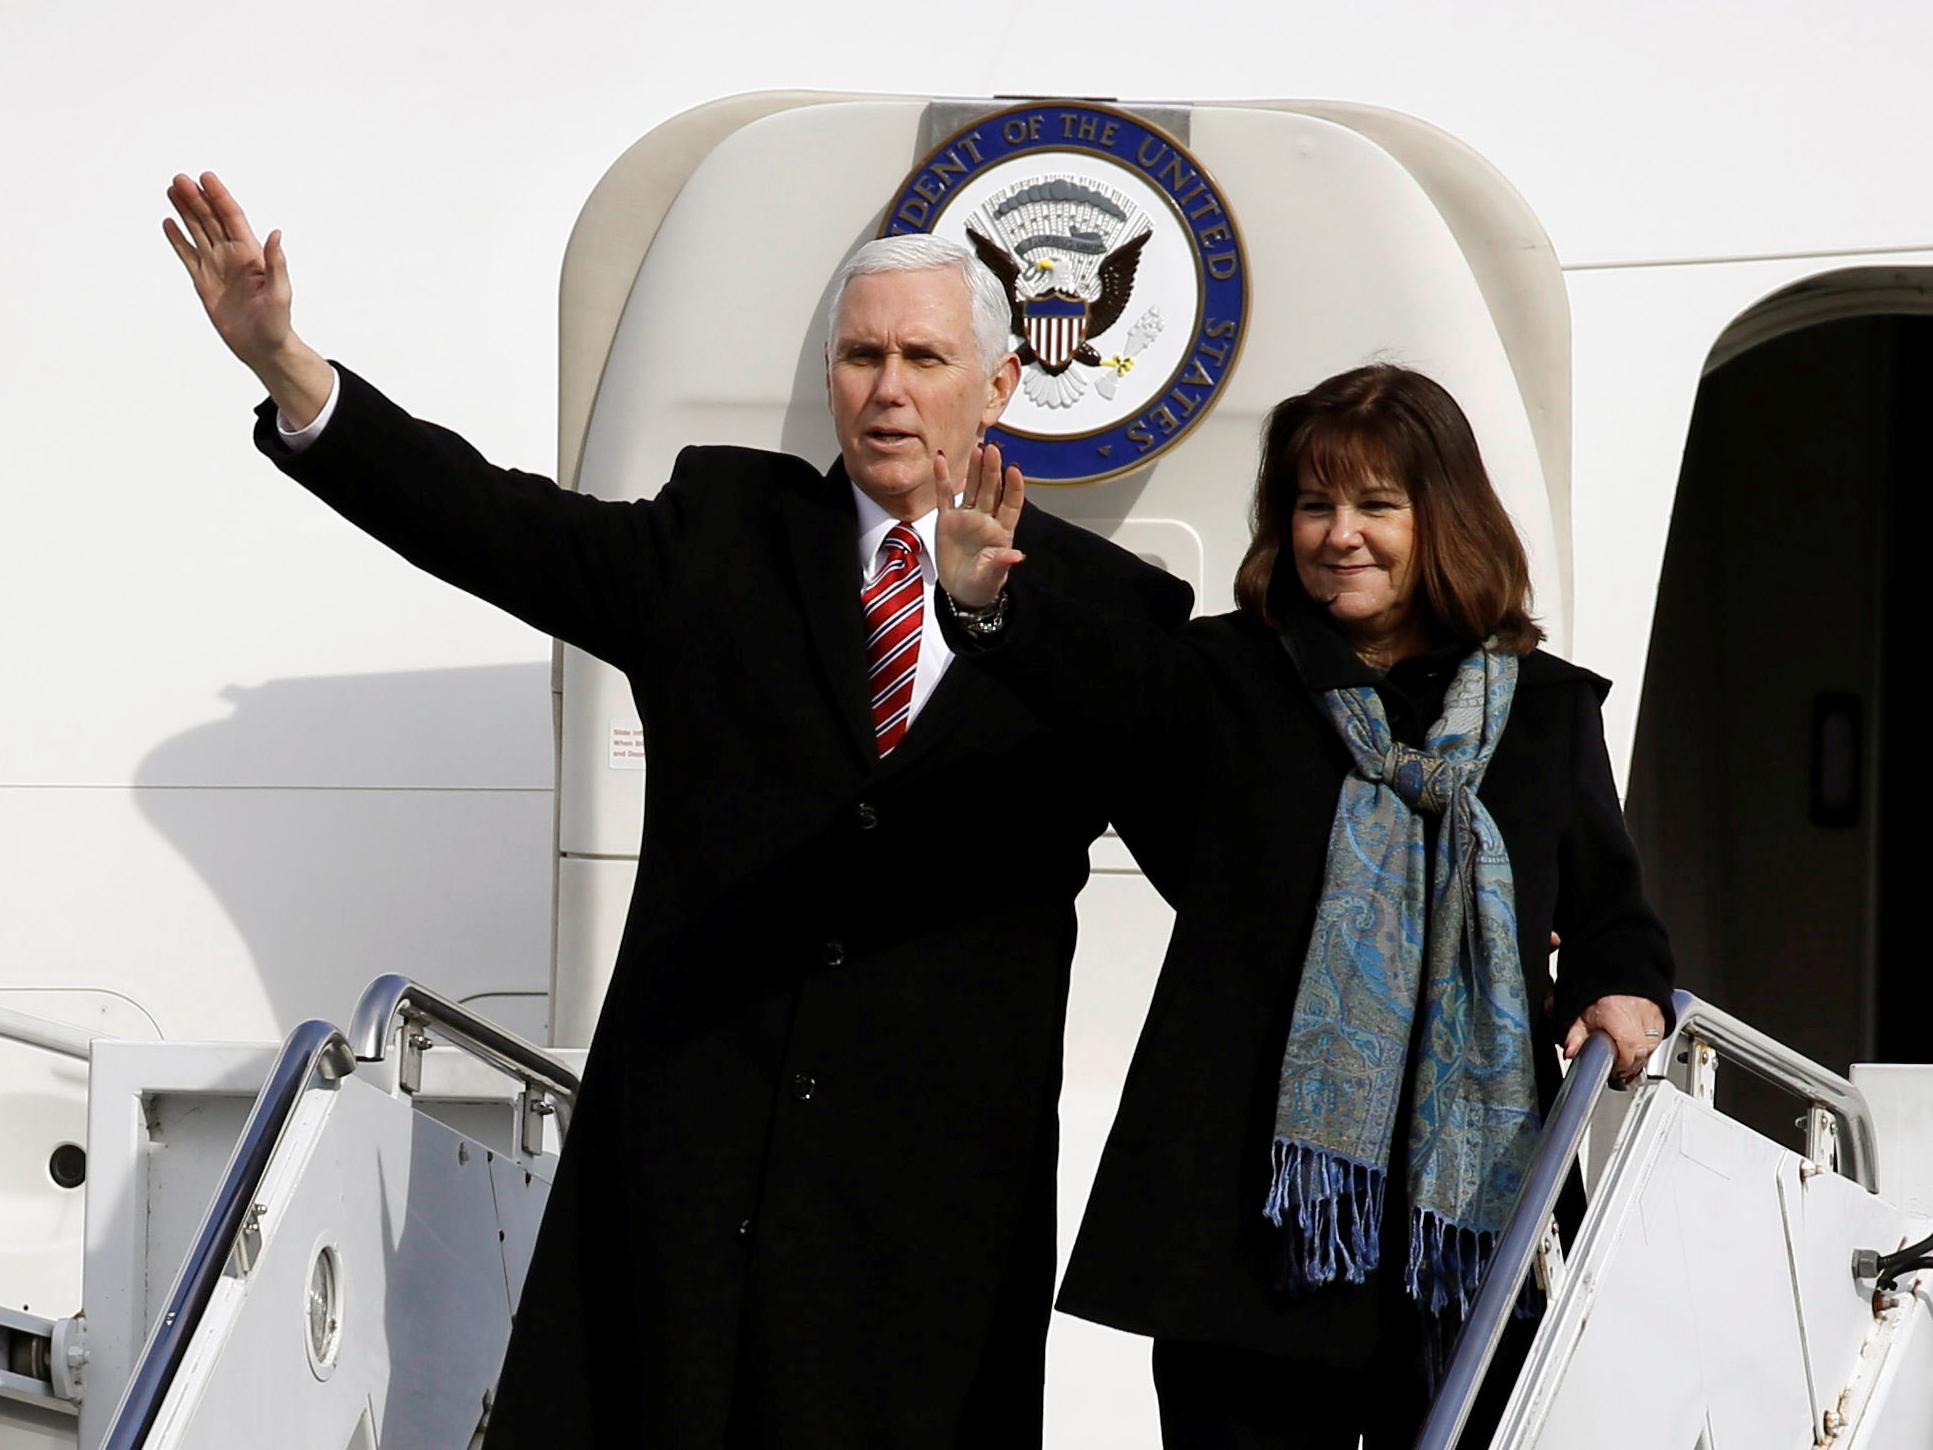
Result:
[1233, 364, 1544, 655]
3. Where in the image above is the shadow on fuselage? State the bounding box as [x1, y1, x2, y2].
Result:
[132, 662, 555, 1040]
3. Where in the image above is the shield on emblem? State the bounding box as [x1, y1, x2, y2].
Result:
[1023, 293, 1089, 375]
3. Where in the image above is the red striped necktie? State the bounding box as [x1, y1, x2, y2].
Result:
[862, 522, 924, 755]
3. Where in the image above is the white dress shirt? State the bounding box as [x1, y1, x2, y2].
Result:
[280, 367, 955, 729]
[276, 366, 341, 452]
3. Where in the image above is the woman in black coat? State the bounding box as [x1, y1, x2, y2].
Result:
[933, 365, 1675, 1449]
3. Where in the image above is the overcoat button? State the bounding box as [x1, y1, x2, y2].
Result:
[790, 1073, 815, 1101]
[737, 1218, 753, 1241]
[855, 802, 879, 830]
[823, 940, 846, 967]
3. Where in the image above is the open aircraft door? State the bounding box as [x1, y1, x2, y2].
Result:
[547, 92, 1571, 1436]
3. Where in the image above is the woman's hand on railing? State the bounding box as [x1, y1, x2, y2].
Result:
[1562, 994, 1666, 1084]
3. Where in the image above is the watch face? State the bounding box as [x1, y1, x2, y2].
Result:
[965, 596, 1007, 634]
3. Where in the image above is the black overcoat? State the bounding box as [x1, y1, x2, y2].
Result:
[941, 575, 1675, 1365]
[252, 368, 1193, 1446]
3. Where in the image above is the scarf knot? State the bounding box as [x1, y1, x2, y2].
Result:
[1265, 642, 1543, 1325]
[1378, 747, 1469, 816]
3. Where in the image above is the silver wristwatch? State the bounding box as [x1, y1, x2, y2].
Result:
[945, 587, 1009, 639]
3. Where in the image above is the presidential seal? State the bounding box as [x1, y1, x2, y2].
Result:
[881, 101, 1248, 486]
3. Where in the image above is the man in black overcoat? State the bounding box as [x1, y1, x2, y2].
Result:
[163, 171, 1192, 1446]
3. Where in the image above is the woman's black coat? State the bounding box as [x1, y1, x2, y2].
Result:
[943, 579, 1675, 1363]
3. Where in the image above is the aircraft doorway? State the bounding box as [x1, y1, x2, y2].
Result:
[1625, 308, 1931, 1141]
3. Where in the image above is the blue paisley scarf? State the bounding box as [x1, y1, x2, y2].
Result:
[1264, 641, 1541, 1319]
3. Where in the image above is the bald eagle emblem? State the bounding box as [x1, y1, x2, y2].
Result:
[965, 176, 1158, 409]
[878, 100, 1248, 482]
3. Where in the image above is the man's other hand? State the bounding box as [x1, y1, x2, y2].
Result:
[935, 443, 1025, 609]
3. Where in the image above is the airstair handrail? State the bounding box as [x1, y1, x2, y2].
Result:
[1668, 990, 1879, 1192]
[0, 1004, 97, 1061]
[1413, 1030, 1617, 1450]
[348, 973, 581, 1116]
[1417, 988, 1884, 1447]
[98, 1018, 356, 1450]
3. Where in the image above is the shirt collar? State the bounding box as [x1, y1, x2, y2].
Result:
[851, 482, 938, 580]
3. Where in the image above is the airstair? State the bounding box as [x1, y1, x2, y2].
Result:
[1422, 994, 1933, 1450]
[0, 976, 581, 1450]
[3, 985, 1928, 1448]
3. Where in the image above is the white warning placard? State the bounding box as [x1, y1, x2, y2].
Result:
[608, 722, 645, 770]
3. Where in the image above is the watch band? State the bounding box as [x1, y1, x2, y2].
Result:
[945, 587, 1009, 639]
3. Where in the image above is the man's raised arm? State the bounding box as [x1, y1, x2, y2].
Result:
[164, 172, 335, 431]
[162, 170, 687, 668]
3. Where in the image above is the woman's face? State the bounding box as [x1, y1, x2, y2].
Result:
[1289, 464, 1421, 644]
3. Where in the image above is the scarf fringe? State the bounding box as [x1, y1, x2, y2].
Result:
[1415, 1229, 1549, 1392]
[1404, 1207, 1547, 1325]
[1264, 1139, 1387, 1295]
[1267, 1142, 1547, 1329]
[1406, 1206, 1489, 1318]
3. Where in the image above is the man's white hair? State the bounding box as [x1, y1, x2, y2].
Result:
[826, 235, 1014, 374]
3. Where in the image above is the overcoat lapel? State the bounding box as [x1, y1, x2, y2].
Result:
[779, 462, 875, 763]
[876, 649, 993, 777]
